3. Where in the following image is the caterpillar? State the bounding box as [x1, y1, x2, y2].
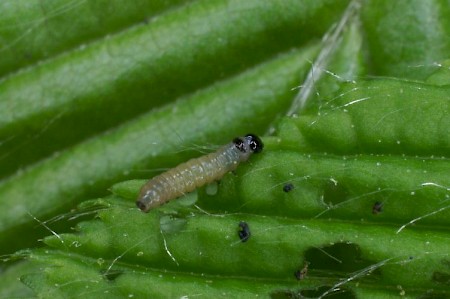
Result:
[136, 134, 263, 212]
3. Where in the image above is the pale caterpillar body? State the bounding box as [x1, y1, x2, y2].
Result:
[137, 134, 263, 212]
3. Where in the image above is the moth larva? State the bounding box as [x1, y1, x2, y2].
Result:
[137, 134, 263, 212]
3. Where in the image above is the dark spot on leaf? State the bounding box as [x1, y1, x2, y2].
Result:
[238, 221, 251, 242]
[283, 183, 294, 193]
[372, 201, 383, 214]
[294, 261, 309, 280]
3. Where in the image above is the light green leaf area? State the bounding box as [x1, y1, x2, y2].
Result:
[1, 0, 450, 298]
[19, 203, 450, 298]
[16, 78, 450, 298]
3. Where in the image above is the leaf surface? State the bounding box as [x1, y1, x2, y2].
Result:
[1, 0, 450, 298]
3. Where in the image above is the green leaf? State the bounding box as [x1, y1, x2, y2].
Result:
[0, 44, 319, 254]
[1, 0, 450, 298]
[361, 0, 450, 80]
[0, 0, 193, 77]
[294, 79, 450, 156]
[0, 261, 35, 298]
[0, 0, 343, 178]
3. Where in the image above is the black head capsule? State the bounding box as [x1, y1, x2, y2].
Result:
[232, 134, 263, 162]
[245, 134, 263, 153]
[233, 134, 263, 153]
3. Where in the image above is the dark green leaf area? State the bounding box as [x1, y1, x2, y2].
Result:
[37, 202, 450, 297]
[0, 0, 343, 178]
[0, 46, 318, 255]
[198, 151, 450, 227]
[0, 0, 192, 76]
[294, 79, 450, 156]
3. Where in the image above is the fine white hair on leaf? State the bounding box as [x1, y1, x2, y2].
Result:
[396, 204, 450, 234]
[103, 236, 152, 277]
[421, 182, 450, 191]
[318, 257, 395, 299]
[160, 228, 179, 266]
[28, 212, 65, 247]
[287, 0, 361, 115]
